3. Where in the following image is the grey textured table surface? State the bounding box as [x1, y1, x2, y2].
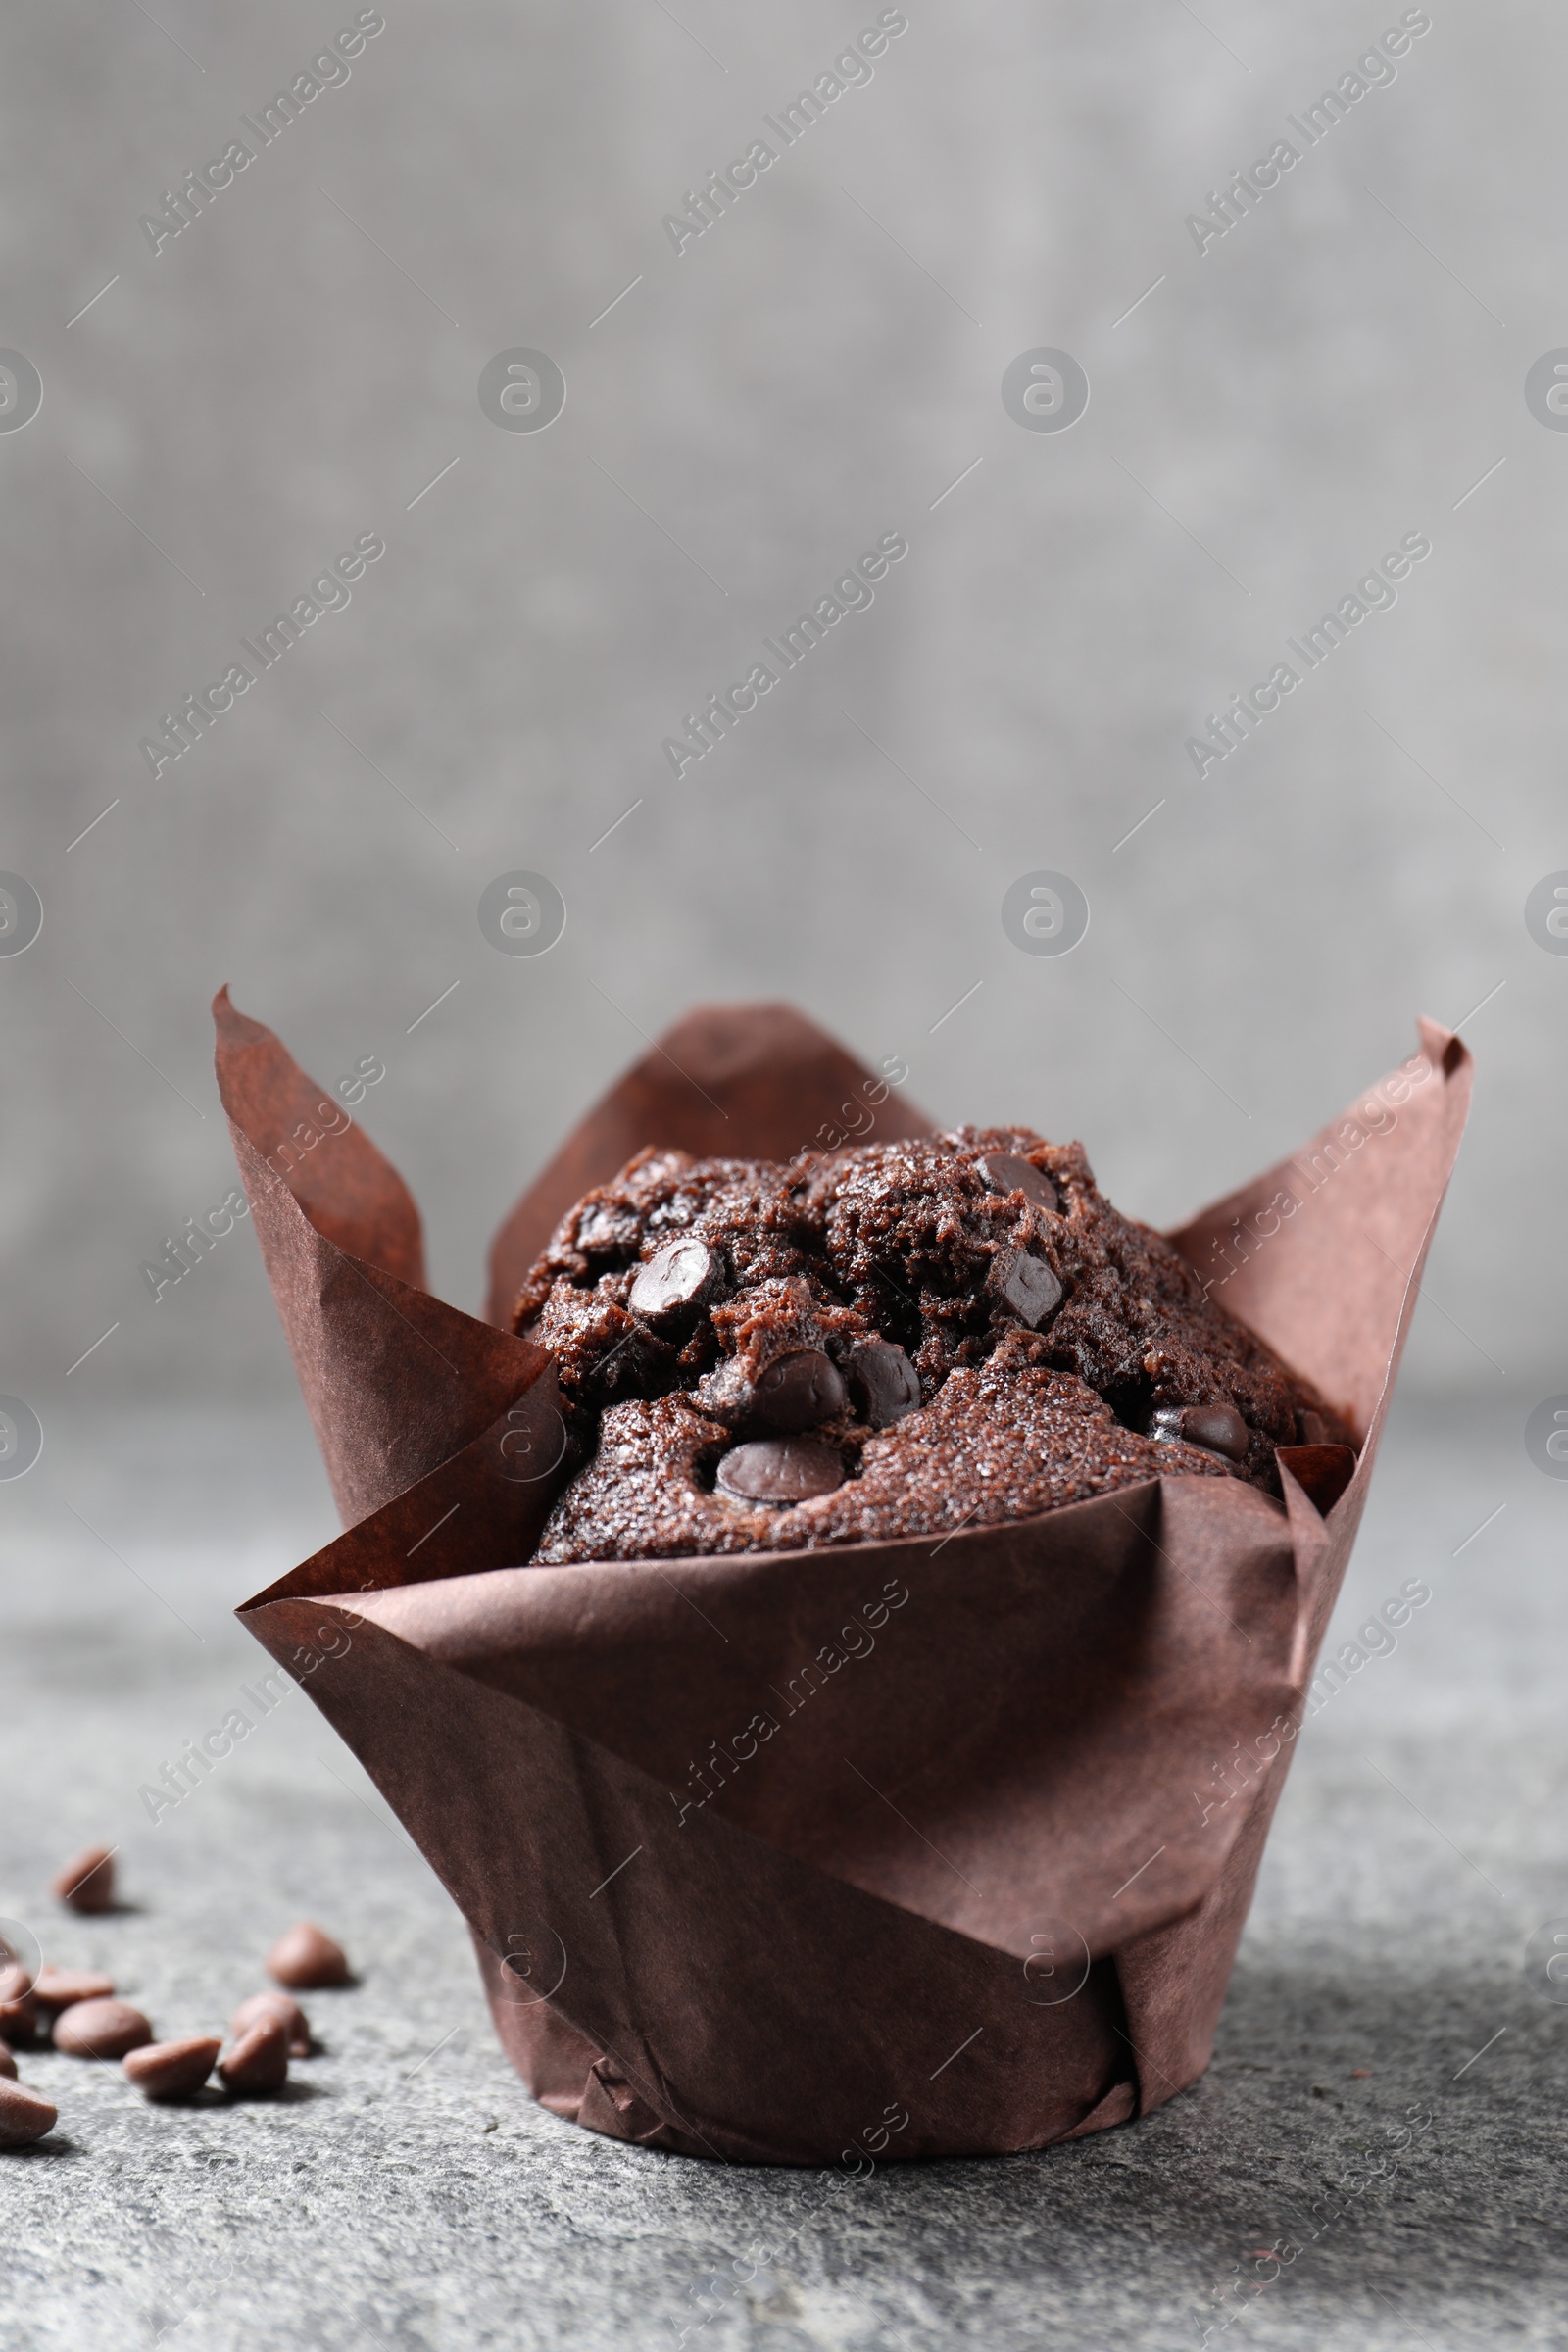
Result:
[0, 1391, 1563, 2351]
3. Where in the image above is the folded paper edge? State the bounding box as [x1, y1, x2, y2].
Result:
[482, 1001, 935, 1328]
[213, 984, 426, 1289]
[216, 991, 560, 1524]
[1168, 1017, 1471, 1445]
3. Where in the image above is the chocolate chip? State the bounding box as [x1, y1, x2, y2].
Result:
[0, 2040, 16, 2081]
[979, 1153, 1059, 1214]
[1296, 1408, 1329, 1446]
[33, 1967, 114, 2014]
[266, 1922, 350, 1990]
[0, 2080, 56, 2148]
[53, 1998, 152, 2059]
[628, 1239, 722, 1321]
[847, 1340, 922, 1428]
[715, 1437, 846, 1505]
[1152, 1403, 1250, 1462]
[0, 1957, 38, 2047]
[231, 1991, 311, 2057]
[0, 1991, 37, 2048]
[52, 1844, 115, 1915]
[991, 1249, 1063, 1328]
[752, 1349, 847, 1432]
[123, 2035, 221, 2102]
[220, 2016, 289, 2097]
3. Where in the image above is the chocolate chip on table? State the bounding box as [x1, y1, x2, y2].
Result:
[1151, 1403, 1250, 1462]
[991, 1249, 1063, 1328]
[715, 1437, 846, 1506]
[33, 1967, 115, 2013]
[123, 2035, 221, 2102]
[846, 1340, 922, 1429]
[52, 1844, 116, 1915]
[978, 1152, 1060, 1214]
[53, 1998, 152, 2060]
[0, 1951, 39, 2046]
[0, 2040, 16, 2080]
[0, 2079, 57, 2149]
[219, 2015, 289, 2097]
[0, 1990, 37, 2048]
[752, 1349, 848, 1433]
[231, 1991, 311, 2057]
[267, 1922, 350, 1990]
[628, 1238, 722, 1321]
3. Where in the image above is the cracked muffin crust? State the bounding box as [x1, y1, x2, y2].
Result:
[511, 1129, 1354, 1561]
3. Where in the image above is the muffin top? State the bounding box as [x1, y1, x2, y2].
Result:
[512, 1128, 1352, 1561]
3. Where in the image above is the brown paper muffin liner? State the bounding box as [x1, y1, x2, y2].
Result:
[217, 990, 1471, 2164]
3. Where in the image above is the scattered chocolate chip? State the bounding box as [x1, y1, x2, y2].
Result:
[628, 1239, 722, 1322]
[1295, 1408, 1329, 1446]
[52, 1844, 116, 1915]
[978, 1152, 1059, 1214]
[846, 1340, 922, 1429]
[53, 1998, 152, 2060]
[267, 1922, 350, 1990]
[231, 1991, 311, 2057]
[0, 1991, 37, 2048]
[0, 2079, 57, 2148]
[991, 1249, 1063, 1328]
[0, 2041, 15, 2081]
[123, 2035, 221, 2102]
[220, 2015, 289, 2097]
[1151, 1404, 1250, 1462]
[1, 1958, 37, 2052]
[715, 1437, 846, 1506]
[752, 1349, 847, 1433]
[33, 1967, 115, 2014]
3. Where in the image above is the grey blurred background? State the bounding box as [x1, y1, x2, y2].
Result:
[2, 0, 1561, 1431]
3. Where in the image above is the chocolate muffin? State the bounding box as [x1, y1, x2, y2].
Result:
[513, 1130, 1354, 1562]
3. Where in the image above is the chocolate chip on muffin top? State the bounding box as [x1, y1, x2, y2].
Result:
[511, 1128, 1353, 1561]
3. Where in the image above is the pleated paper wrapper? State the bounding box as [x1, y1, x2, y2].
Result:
[216, 990, 1470, 2165]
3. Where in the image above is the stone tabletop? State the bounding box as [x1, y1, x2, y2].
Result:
[0, 1394, 1561, 2350]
